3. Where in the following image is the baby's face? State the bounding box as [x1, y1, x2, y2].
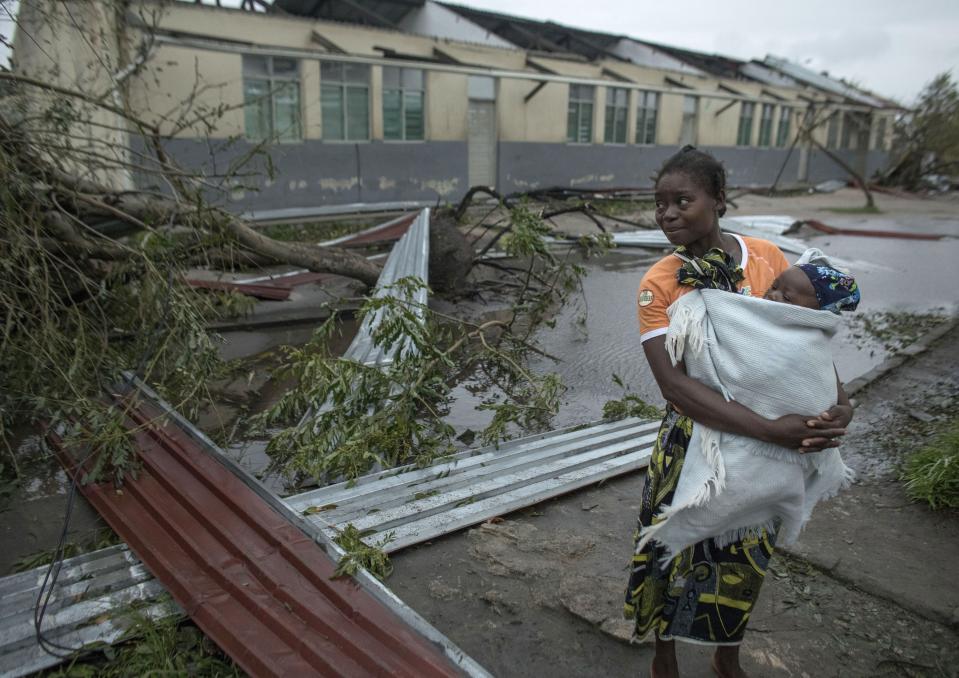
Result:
[764, 267, 820, 310]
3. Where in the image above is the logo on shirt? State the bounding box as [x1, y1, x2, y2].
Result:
[639, 289, 654, 306]
[741, 286, 752, 296]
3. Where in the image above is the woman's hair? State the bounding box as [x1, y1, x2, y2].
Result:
[656, 145, 728, 216]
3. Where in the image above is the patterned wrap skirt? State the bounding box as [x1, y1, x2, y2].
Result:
[624, 406, 776, 645]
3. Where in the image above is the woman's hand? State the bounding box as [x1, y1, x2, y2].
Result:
[762, 413, 846, 453]
[799, 404, 853, 450]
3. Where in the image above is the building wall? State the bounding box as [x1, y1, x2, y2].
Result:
[135, 137, 467, 211]
[112, 3, 901, 208]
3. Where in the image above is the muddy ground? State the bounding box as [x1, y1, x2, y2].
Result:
[388, 323, 959, 678]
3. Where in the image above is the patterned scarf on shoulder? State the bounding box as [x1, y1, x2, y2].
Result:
[673, 246, 744, 293]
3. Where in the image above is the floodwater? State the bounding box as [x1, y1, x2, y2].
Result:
[520, 215, 959, 431]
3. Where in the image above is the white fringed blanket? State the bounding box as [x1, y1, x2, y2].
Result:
[637, 288, 854, 559]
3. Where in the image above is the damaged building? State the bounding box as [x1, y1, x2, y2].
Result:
[12, 0, 902, 214]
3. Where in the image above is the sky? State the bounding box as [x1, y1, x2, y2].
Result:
[2, 0, 957, 105]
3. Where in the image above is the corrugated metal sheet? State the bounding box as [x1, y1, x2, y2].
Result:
[287, 417, 660, 553]
[0, 545, 178, 678]
[339, 208, 430, 368]
[44, 381, 482, 678]
[185, 278, 292, 300]
[319, 212, 417, 248]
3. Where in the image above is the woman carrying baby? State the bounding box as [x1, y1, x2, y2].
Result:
[624, 146, 855, 678]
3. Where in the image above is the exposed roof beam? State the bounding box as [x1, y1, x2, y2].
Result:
[524, 80, 547, 103]
[549, 24, 627, 62]
[505, 21, 568, 53]
[336, 0, 399, 29]
[761, 88, 787, 101]
[432, 47, 461, 64]
[602, 67, 634, 83]
[525, 57, 558, 74]
[713, 100, 736, 117]
[310, 29, 345, 54]
[664, 76, 694, 90]
[717, 83, 744, 96]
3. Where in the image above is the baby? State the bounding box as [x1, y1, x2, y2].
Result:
[764, 262, 860, 313]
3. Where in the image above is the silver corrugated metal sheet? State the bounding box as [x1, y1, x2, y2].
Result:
[342, 207, 430, 368]
[0, 544, 179, 678]
[286, 417, 659, 552]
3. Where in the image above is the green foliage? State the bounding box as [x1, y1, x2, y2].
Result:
[255, 205, 593, 484]
[14, 528, 119, 572]
[47, 615, 241, 678]
[602, 374, 663, 422]
[0, 142, 230, 483]
[902, 419, 959, 510]
[887, 71, 959, 188]
[332, 524, 395, 580]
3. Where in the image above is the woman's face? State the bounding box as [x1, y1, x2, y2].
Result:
[654, 172, 723, 247]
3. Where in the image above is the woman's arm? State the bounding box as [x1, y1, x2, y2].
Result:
[643, 336, 847, 451]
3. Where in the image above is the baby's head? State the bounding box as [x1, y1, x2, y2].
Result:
[765, 264, 860, 313]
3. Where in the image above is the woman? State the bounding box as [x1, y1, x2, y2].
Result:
[624, 147, 853, 678]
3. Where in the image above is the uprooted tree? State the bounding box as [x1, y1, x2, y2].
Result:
[882, 71, 959, 190]
[0, 0, 619, 487]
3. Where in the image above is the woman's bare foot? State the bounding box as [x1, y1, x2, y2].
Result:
[712, 645, 748, 678]
[651, 637, 679, 678]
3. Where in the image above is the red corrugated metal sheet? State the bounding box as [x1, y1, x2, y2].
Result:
[48, 392, 464, 678]
[186, 278, 293, 300]
[256, 271, 333, 287]
[335, 213, 416, 247]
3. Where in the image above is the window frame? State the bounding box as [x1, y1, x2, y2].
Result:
[635, 90, 658, 145]
[567, 84, 595, 144]
[242, 55, 302, 144]
[603, 87, 629, 144]
[757, 103, 774, 147]
[382, 66, 426, 142]
[775, 107, 791, 147]
[320, 61, 371, 142]
[874, 116, 887, 151]
[736, 101, 755, 147]
[679, 95, 698, 145]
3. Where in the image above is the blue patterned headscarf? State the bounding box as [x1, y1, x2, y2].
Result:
[797, 264, 861, 313]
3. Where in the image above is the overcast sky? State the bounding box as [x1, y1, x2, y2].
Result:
[2, 0, 956, 105]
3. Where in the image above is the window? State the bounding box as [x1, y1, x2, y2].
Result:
[679, 95, 698, 145]
[243, 55, 301, 142]
[841, 112, 869, 150]
[567, 84, 594, 143]
[736, 102, 755, 146]
[635, 91, 658, 144]
[874, 116, 887, 151]
[383, 67, 424, 141]
[757, 103, 774, 147]
[775, 107, 791, 147]
[321, 62, 370, 141]
[603, 87, 628, 144]
[826, 113, 839, 149]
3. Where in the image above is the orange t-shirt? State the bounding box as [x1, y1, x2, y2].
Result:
[637, 235, 790, 343]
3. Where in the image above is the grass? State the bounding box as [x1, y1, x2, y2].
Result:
[823, 205, 883, 214]
[45, 615, 241, 677]
[902, 418, 959, 510]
